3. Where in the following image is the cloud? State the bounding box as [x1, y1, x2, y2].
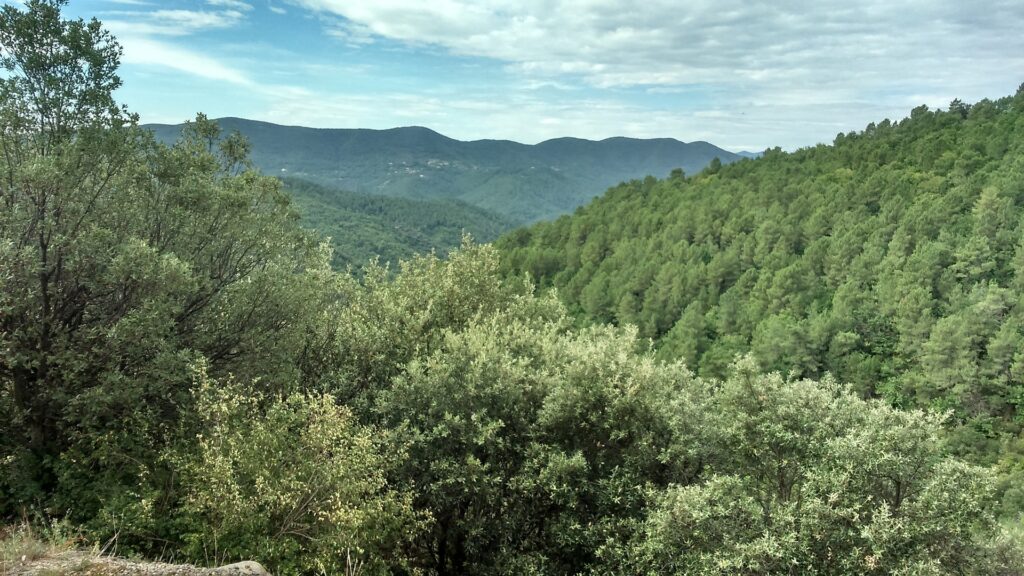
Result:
[100, 1, 313, 102]
[89, 0, 1024, 150]
[102, 6, 248, 36]
[253, 85, 745, 147]
[324, 20, 376, 45]
[284, 0, 1024, 107]
[116, 33, 313, 114]
[264, 0, 1024, 148]
[118, 36, 254, 85]
[117, 34, 317, 101]
[149, 8, 245, 30]
[207, 0, 253, 10]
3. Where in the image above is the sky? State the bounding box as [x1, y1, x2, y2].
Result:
[20, 0, 1024, 150]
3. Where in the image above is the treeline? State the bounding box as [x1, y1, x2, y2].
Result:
[1, 2, 1022, 575]
[282, 177, 513, 270]
[500, 87, 1024, 508]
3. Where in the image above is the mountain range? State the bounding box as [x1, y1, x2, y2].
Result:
[145, 118, 743, 224]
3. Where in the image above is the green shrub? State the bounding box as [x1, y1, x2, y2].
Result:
[634, 357, 1005, 575]
[171, 362, 422, 575]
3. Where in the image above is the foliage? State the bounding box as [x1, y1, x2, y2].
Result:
[282, 177, 513, 271]
[0, 519, 80, 568]
[368, 300, 695, 574]
[499, 87, 1024, 471]
[171, 362, 419, 575]
[322, 244, 1016, 575]
[0, 0, 330, 539]
[634, 357, 1002, 575]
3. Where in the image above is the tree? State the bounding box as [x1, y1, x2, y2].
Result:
[1, 0, 138, 494]
[497, 84, 1024, 502]
[633, 358, 1010, 575]
[0, 0, 127, 146]
[0, 1, 327, 529]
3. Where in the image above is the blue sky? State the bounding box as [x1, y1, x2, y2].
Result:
[28, 1, 1024, 150]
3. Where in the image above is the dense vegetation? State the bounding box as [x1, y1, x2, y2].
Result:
[500, 86, 1024, 511]
[282, 177, 512, 270]
[146, 118, 740, 223]
[1, 2, 1022, 575]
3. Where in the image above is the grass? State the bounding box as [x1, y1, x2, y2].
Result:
[0, 519, 87, 575]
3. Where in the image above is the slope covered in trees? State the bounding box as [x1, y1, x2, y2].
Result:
[281, 177, 512, 270]
[500, 88, 1024, 500]
[1, 2, 1022, 575]
[146, 118, 741, 223]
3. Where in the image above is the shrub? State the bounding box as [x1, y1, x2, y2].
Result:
[172, 362, 421, 575]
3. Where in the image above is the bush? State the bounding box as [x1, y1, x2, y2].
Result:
[171, 362, 421, 575]
[634, 357, 1005, 575]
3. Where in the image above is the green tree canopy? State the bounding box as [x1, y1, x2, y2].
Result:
[499, 86, 1024, 480]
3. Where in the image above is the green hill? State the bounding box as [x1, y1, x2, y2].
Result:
[499, 89, 1024, 491]
[281, 177, 513, 270]
[146, 118, 741, 223]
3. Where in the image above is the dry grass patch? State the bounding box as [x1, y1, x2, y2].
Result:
[0, 521, 85, 575]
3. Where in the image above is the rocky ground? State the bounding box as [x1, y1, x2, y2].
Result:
[2, 552, 269, 576]
[0, 525, 271, 576]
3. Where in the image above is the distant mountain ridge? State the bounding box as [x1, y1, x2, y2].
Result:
[145, 118, 743, 223]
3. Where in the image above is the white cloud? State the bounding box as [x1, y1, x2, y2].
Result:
[244, 69, 979, 151]
[85, 0, 1024, 150]
[102, 6, 248, 36]
[324, 20, 376, 45]
[119, 36, 254, 85]
[207, 0, 253, 10]
[101, 1, 315, 106]
[150, 8, 245, 30]
[116, 33, 314, 118]
[266, 0, 1024, 148]
[284, 0, 1024, 109]
[253, 86, 718, 145]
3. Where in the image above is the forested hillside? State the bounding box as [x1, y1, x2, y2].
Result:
[281, 178, 512, 269]
[500, 89, 1024, 502]
[146, 118, 741, 223]
[1, 3, 1022, 575]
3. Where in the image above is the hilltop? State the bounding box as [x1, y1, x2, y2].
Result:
[145, 118, 740, 223]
